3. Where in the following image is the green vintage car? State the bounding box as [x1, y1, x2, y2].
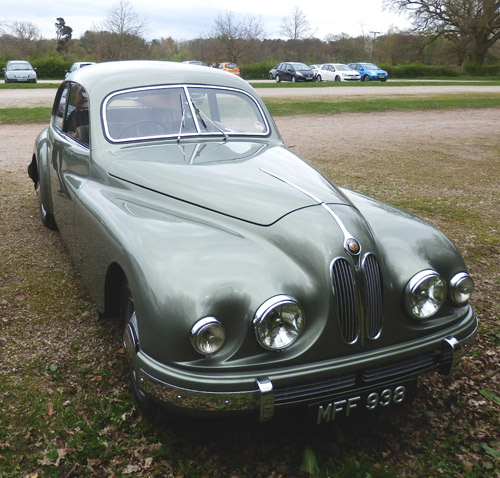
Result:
[28, 61, 477, 424]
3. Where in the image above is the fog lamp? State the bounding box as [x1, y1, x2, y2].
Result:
[450, 272, 474, 305]
[190, 317, 225, 355]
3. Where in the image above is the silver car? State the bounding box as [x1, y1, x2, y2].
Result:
[3, 60, 37, 83]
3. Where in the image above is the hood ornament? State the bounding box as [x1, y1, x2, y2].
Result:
[345, 238, 361, 255]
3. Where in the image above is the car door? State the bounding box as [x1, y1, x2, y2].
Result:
[50, 82, 91, 258]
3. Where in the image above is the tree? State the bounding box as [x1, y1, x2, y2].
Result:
[55, 17, 73, 52]
[384, 0, 500, 65]
[210, 11, 265, 63]
[98, 0, 149, 60]
[103, 0, 147, 37]
[280, 6, 314, 40]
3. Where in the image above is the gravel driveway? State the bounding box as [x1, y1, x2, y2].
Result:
[2, 83, 500, 108]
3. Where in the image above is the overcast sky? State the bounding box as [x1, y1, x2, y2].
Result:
[2, 0, 411, 41]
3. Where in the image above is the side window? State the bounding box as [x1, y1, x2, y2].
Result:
[53, 84, 70, 131]
[63, 84, 90, 146]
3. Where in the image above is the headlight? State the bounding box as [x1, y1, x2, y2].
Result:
[450, 272, 474, 305]
[254, 295, 305, 351]
[190, 317, 225, 355]
[405, 270, 446, 319]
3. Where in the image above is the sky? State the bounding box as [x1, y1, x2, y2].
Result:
[1, 0, 411, 41]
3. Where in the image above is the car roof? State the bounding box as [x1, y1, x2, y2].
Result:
[70, 60, 251, 96]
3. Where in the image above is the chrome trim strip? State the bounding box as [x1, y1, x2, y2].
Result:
[260, 168, 359, 253]
[138, 369, 259, 413]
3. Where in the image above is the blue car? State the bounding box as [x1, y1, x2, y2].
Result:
[348, 62, 388, 82]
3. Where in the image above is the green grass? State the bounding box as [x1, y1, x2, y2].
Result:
[0, 82, 60, 89]
[264, 93, 500, 116]
[0, 107, 51, 124]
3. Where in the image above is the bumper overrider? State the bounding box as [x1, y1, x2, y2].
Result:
[129, 308, 477, 422]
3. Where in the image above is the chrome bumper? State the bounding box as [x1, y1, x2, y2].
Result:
[137, 325, 477, 422]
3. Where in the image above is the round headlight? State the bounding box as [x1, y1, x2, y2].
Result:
[190, 317, 225, 355]
[405, 270, 446, 320]
[254, 295, 305, 351]
[450, 272, 474, 305]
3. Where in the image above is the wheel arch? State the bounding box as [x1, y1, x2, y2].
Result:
[103, 262, 127, 318]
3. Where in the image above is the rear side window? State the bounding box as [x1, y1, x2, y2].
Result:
[53, 83, 90, 146]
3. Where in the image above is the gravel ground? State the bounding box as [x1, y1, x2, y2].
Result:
[2, 83, 500, 108]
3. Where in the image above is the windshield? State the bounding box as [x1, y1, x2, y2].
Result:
[291, 63, 310, 70]
[334, 64, 350, 71]
[363, 63, 379, 70]
[103, 85, 269, 142]
[9, 62, 32, 71]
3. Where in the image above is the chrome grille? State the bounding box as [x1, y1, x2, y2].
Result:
[331, 258, 359, 343]
[362, 254, 383, 339]
[331, 254, 383, 343]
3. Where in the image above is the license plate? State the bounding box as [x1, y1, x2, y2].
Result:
[311, 382, 413, 425]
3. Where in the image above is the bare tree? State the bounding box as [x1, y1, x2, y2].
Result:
[98, 0, 149, 60]
[210, 11, 265, 63]
[11, 21, 40, 41]
[103, 0, 148, 37]
[384, 0, 500, 65]
[280, 6, 314, 40]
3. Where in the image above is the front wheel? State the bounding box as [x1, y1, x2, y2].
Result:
[292, 76, 297, 83]
[275, 75, 281, 83]
[362, 75, 370, 82]
[120, 281, 160, 419]
[335, 75, 341, 82]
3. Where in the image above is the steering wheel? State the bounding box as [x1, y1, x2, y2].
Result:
[118, 120, 165, 139]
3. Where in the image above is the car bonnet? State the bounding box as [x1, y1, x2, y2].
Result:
[107, 141, 352, 226]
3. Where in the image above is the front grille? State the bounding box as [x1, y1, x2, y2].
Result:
[331, 254, 383, 343]
[362, 254, 383, 339]
[331, 258, 359, 343]
[274, 373, 356, 406]
[362, 353, 437, 382]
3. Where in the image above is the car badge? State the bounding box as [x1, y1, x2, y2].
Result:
[346, 238, 361, 255]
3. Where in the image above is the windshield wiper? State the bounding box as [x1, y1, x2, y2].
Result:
[177, 94, 186, 142]
[190, 100, 228, 140]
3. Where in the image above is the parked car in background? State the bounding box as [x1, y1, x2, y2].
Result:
[268, 64, 279, 79]
[215, 62, 240, 76]
[65, 62, 96, 78]
[29, 60, 476, 424]
[313, 63, 361, 82]
[348, 62, 388, 82]
[182, 60, 204, 66]
[3, 60, 37, 83]
[274, 62, 316, 82]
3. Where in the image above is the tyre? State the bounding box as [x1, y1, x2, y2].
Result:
[317, 75, 322, 82]
[362, 75, 369, 82]
[35, 181, 57, 230]
[275, 75, 281, 83]
[335, 75, 341, 82]
[292, 76, 297, 83]
[120, 281, 160, 419]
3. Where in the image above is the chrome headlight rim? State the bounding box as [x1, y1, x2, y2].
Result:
[253, 295, 305, 351]
[190, 317, 226, 356]
[450, 272, 474, 305]
[405, 270, 447, 320]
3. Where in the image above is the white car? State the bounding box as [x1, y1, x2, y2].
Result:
[315, 63, 361, 82]
[3, 60, 37, 83]
[65, 62, 96, 78]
